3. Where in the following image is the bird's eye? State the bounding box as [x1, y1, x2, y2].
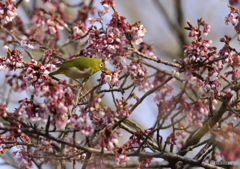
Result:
[99, 63, 103, 67]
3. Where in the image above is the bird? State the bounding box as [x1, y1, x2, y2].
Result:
[49, 57, 105, 79]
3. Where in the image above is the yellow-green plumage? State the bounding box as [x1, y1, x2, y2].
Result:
[49, 57, 105, 79]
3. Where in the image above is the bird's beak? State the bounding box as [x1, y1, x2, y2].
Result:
[105, 68, 112, 74]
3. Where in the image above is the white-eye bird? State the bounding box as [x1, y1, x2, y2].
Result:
[49, 57, 105, 79]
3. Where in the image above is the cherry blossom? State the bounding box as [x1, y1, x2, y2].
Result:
[0, 1, 17, 24]
[0, 48, 23, 71]
[21, 39, 34, 50]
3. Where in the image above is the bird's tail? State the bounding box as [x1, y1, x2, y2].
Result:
[48, 72, 55, 77]
[48, 69, 62, 77]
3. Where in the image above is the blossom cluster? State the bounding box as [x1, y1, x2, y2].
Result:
[137, 156, 153, 169]
[113, 143, 129, 168]
[180, 19, 233, 101]
[176, 124, 186, 139]
[10, 75, 75, 130]
[115, 98, 132, 117]
[229, 0, 239, 6]
[127, 60, 152, 92]
[14, 98, 48, 125]
[13, 150, 34, 169]
[31, 10, 45, 27]
[129, 129, 148, 147]
[101, 0, 114, 15]
[20, 39, 34, 51]
[153, 72, 173, 102]
[104, 71, 120, 86]
[129, 24, 147, 45]
[85, 23, 129, 70]
[46, 18, 66, 35]
[183, 39, 215, 66]
[69, 113, 94, 137]
[180, 98, 214, 127]
[114, 154, 129, 167]
[127, 130, 153, 168]
[215, 124, 240, 161]
[84, 7, 160, 96]
[65, 146, 86, 162]
[43, 49, 61, 67]
[138, 42, 157, 59]
[0, 1, 17, 25]
[72, 22, 88, 39]
[98, 126, 119, 151]
[30, 6, 68, 45]
[23, 60, 49, 87]
[219, 35, 240, 81]
[43, 80, 75, 129]
[0, 103, 8, 118]
[166, 132, 177, 145]
[0, 49, 23, 71]
[84, 12, 149, 86]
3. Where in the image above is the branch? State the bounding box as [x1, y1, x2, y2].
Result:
[0, 25, 34, 59]
[112, 76, 173, 131]
[178, 94, 232, 156]
[131, 76, 173, 112]
[128, 46, 181, 68]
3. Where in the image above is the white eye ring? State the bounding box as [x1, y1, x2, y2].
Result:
[99, 63, 103, 67]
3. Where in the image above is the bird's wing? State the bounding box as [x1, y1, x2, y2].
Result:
[61, 58, 91, 71]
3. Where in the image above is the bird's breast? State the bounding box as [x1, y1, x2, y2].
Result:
[65, 67, 92, 79]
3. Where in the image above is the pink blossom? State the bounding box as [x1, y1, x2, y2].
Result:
[70, 114, 94, 136]
[45, 18, 66, 36]
[166, 132, 177, 145]
[0, 48, 23, 71]
[2, 45, 10, 52]
[0, 104, 8, 117]
[31, 10, 45, 27]
[21, 39, 34, 50]
[101, 0, 114, 14]
[215, 125, 240, 161]
[229, 0, 239, 6]
[0, 2, 17, 24]
[14, 151, 34, 169]
[130, 24, 146, 45]
[104, 74, 112, 83]
[188, 29, 198, 40]
[203, 23, 211, 36]
[23, 60, 49, 87]
[114, 154, 129, 167]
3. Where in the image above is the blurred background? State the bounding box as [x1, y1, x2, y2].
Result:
[0, 0, 238, 168]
